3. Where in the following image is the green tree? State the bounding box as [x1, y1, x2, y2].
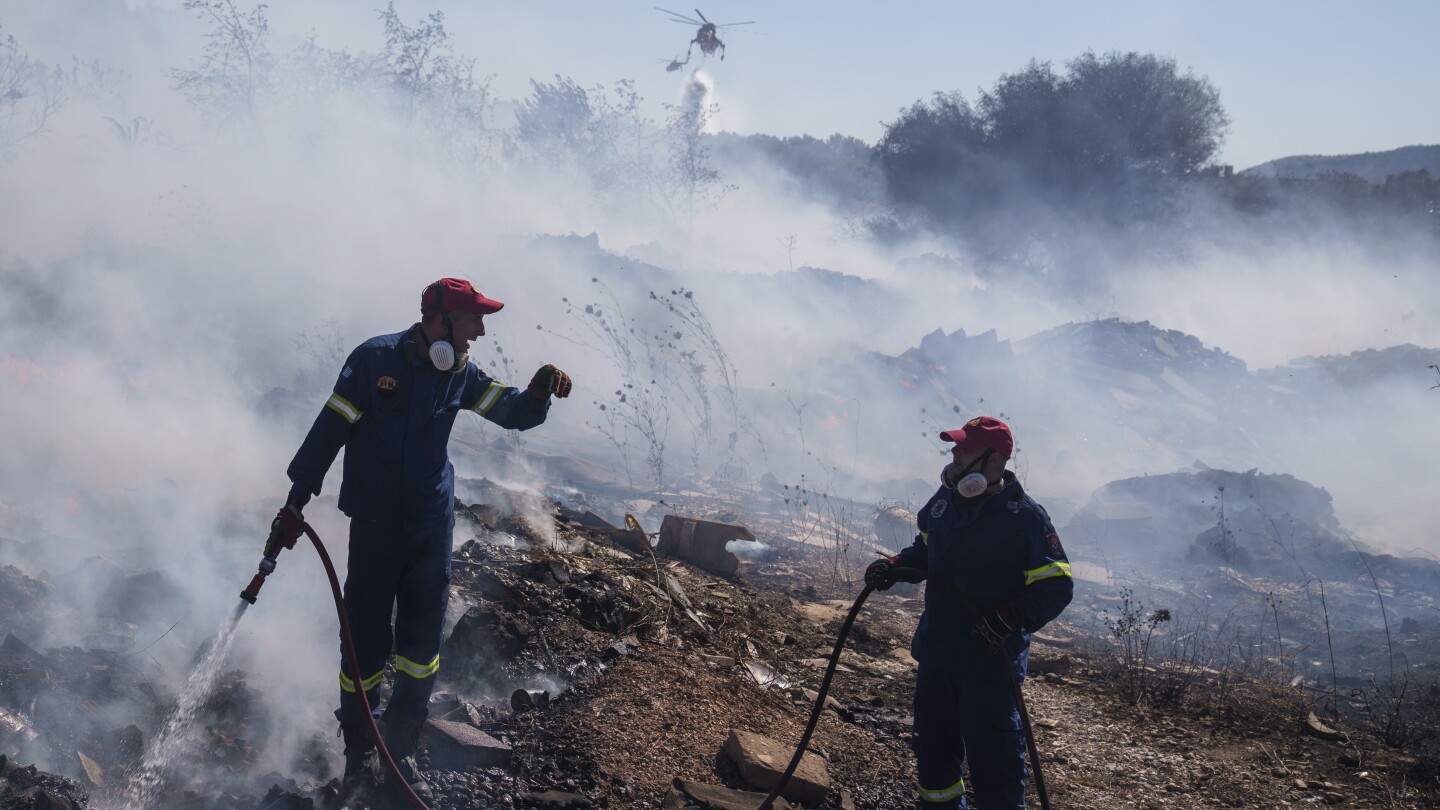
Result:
[876, 50, 1229, 237]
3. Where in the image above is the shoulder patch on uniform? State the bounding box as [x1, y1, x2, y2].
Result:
[377, 375, 398, 391]
[341, 366, 353, 378]
[1046, 530, 1065, 558]
[930, 499, 948, 519]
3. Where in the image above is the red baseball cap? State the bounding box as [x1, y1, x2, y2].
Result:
[940, 416, 1014, 457]
[422, 278, 505, 316]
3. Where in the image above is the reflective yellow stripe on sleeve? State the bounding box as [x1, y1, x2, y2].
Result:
[919, 530, 928, 546]
[1023, 561, 1072, 585]
[338, 667, 385, 694]
[395, 653, 440, 679]
[326, 392, 362, 424]
[472, 382, 505, 415]
[919, 777, 965, 803]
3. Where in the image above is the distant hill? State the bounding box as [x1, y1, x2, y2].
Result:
[1241, 144, 1440, 183]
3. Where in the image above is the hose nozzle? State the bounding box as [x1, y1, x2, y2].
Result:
[240, 556, 279, 604]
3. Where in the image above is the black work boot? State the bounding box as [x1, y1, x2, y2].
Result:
[388, 755, 434, 805]
[380, 717, 434, 805]
[339, 725, 379, 808]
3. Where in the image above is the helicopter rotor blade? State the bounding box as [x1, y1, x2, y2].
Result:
[716, 21, 755, 28]
[694, 8, 710, 23]
[655, 7, 702, 24]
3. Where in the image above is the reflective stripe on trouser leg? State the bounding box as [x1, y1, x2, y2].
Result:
[338, 517, 405, 738]
[382, 512, 454, 737]
[914, 663, 967, 809]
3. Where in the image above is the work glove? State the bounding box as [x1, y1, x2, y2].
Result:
[864, 557, 897, 590]
[973, 603, 1023, 654]
[864, 556, 926, 591]
[528, 364, 572, 400]
[264, 493, 309, 558]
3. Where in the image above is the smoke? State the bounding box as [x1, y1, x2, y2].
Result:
[1, 0, 1437, 796]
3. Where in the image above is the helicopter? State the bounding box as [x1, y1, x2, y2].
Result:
[655, 7, 753, 62]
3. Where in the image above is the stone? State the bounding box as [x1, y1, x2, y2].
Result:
[525, 790, 590, 807]
[424, 719, 512, 769]
[675, 778, 792, 810]
[722, 729, 830, 803]
[1027, 652, 1072, 676]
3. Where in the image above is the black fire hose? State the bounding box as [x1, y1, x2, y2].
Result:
[757, 581, 876, 810]
[921, 571, 1051, 810]
[241, 524, 431, 810]
[758, 567, 1050, 810]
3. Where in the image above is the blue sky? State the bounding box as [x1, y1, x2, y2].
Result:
[275, 0, 1440, 170]
[10, 0, 1440, 169]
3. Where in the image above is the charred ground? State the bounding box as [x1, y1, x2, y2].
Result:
[1, 473, 1438, 810]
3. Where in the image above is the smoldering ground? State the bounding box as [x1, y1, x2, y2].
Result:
[0, 0, 1438, 802]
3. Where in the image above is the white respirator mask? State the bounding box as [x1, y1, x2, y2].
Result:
[941, 449, 994, 499]
[422, 283, 468, 373]
[429, 339, 457, 371]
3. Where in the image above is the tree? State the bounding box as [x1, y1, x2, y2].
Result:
[169, 0, 272, 130]
[876, 91, 986, 215]
[0, 24, 66, 156]
[1061, 51, 1228, 177]
[876, 51, 1229, 237]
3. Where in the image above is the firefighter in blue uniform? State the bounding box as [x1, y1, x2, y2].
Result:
[267, 278, 572, 803]
[867, 416, 1072, 809]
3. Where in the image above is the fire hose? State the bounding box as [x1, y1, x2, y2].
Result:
[758, 567, 1050, 810]
[240, 522, 432, 810]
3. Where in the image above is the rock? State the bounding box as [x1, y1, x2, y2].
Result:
[675, 778, 793, 810]
[1027, 652, 1072, 676]
[258, 784, 313, 810]
[839, 788, 857, 810]
[792, 688, 841, 714]
[722, 729, 830, 803]
[525, 790, 590, 807]
[467, 503, 500, 529]
[424, 719, 513, 769]
[443, 603, 532, 668]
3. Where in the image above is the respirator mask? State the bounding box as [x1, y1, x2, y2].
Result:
[941, 449, 994, 499]
[428, 335, 466, 373]
[424, 284, 467, 373]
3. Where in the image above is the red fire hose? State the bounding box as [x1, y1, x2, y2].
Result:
[241, 523, 431, 810]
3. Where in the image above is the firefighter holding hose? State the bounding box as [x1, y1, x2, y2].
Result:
[266, 278, 571, 804]
[866, 416, 1073, 809]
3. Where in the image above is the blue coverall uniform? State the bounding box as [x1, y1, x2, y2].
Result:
[894, 471, 1073, 809]
[286, 326, 548, 751]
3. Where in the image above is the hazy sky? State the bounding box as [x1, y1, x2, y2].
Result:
[279, 0, 1439, 170]
[8, 0, 1439, 170]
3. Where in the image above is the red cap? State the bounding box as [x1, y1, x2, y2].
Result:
[940, 416, 1014, 457]
[422, 278, 504, 316]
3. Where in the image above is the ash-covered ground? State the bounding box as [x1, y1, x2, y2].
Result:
[0, 466, 1437, 810]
